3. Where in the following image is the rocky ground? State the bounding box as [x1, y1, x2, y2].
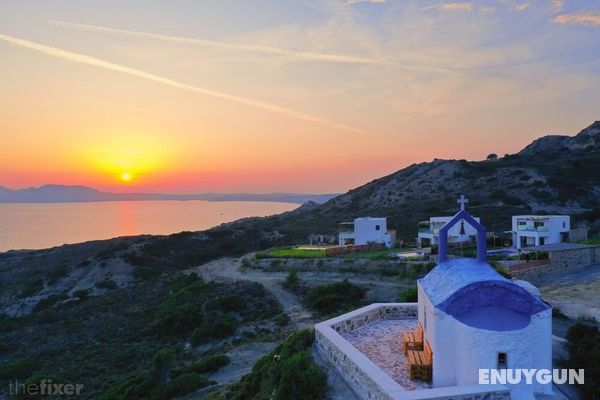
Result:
[539, 263, 600, 323]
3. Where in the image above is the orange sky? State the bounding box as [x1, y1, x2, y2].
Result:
[1, 0, 599, 193]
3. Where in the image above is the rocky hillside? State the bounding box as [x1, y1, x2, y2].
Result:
[257, 120, 600, 241]
[1, 121, 599, 305]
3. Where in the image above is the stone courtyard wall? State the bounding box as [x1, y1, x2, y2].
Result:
[511, 246, 599, 282]
[314, 303, 510, 400]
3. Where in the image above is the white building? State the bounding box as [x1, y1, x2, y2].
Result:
[417, 207, 553, 399]
[511, 215, 570, 249]
[338, 217, 394, 248]
[417, 215, 481, 247]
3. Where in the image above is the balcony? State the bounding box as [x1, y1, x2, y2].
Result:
[517, 225, 549, 232]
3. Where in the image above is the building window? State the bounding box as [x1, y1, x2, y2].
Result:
[375, 225, 380, 231]
[563, 222, 566, 228]
[518, 221, 526, 226]
[534, 221, 544, 228]
[497, 352, 508, 369]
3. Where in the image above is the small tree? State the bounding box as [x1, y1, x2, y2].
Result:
[486, 153, 498, 160]
[283, 270, 300, 289]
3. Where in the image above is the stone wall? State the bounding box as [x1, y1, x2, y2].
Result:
[314, 303, 511, 400]
[511, 246, 599, 282]
[550, 247, 596, 269]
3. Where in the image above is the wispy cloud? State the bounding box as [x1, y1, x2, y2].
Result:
[346, 0, 387, 4]
[553, 11, 600, 26]
[551, 0, 565, 13]
[0, 33, 363, 133]
[479, 7, 496, 14]
[48, 19, 385, 66]
[47, 19, 457, 74]
[423, 2, 474, 12]
[514, 3, 529, 11]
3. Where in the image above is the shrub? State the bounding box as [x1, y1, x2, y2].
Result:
[0, 358, 37, 380]
[0, 314, 19, 333]
[398, 287, 418, 302]
[153, 373, 213, 400]
[72, 288, 91, 300]
[47, 265, 70, 284]
[32, 293, 68, 312]
[274, 313, 290, 327]
[227, 329, 326, 400]
[152, 276, 208, 337]
[18, 279, 44, 298]
[282, 270, 300, 289]
[306, 279, 365, 315]
[275, 350, 326, 400]
[96, 279, 118, 290]
[172, 354, 230, 377]
[153, 303, 203, 337]
[191, 316, 238, 345]
[489, 260, 511, 279]
[565, 323, 600, 398]
[150, 348, 175, 384]
[214, 294, 246, 312]
[133, 265, 162, 280]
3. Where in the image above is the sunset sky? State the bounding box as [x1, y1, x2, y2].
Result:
[1, 0, 599, 193]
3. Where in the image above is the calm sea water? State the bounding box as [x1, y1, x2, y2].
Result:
[0, 201, 298, 252]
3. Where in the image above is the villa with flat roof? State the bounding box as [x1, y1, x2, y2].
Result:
[338, 217, 394, 248]
[316, 197, 553, 400]
[511, 215, 570, 249]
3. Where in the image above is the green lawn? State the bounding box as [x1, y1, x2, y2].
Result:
[580, 238, 600, 245]
[263, 247, 326, 259]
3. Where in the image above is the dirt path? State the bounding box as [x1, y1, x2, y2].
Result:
[192, 257, 315, 328]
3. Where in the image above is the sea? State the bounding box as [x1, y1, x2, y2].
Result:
[0, 200, 298, 252]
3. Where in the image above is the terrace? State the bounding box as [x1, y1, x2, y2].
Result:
[315, 303, 509, 400]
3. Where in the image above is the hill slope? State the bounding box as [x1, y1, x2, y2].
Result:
[237, 121, 600, 242]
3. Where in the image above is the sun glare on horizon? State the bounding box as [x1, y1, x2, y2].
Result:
[120, 172, 134, 182]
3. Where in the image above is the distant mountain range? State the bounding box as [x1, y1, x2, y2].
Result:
[0, 185, 338, 204]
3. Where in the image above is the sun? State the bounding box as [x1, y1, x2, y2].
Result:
[120, 172, 134, 182]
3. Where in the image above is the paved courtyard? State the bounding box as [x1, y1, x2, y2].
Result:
[342, 319, 432, 391]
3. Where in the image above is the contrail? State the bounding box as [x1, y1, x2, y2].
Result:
[47, 19, 455, 73]
[0, 33, 363, 133]
[48, 19, 384, 65]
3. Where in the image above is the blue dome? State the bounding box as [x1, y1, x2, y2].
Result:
[418, 258, 550, 331]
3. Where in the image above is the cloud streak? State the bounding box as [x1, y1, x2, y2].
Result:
[553, 12, 600, 26]
[49, 19, 386, 66]
[346, 0, 387, 4]
[423, 2, 474, 12]
[47, 20, 456, 74]
[0, 33, 363, 133]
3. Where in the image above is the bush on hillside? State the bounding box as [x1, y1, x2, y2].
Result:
[226, 329, 326, 400]
[0, 357, 37, 380]
[211, 294, 246, 312]
[172, 354, 230, 377]
[398, 287, 418, 302]
[96, 279, 118, 290]
[306, 279, 365, 315]
[565, 322, 600, 399]
[191, 315, 238, 345]
[282, 270, 300, 290]
[32, 293, 69, 313]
